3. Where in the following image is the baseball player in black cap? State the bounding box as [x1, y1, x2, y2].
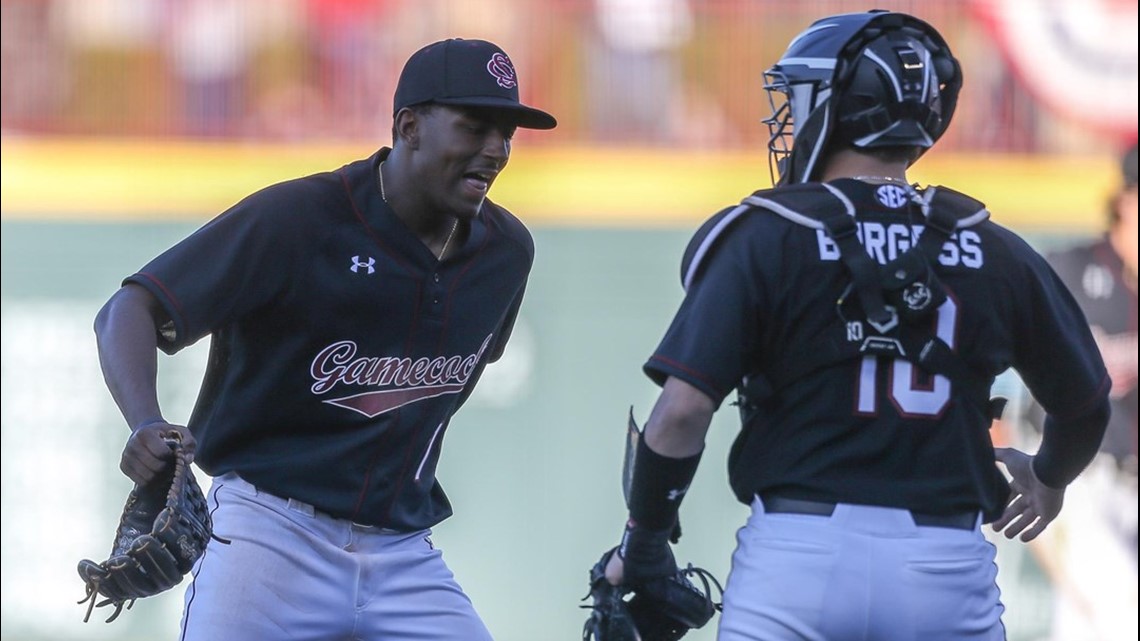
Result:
[93, 38, 553, 639]
[1043, 141, 1137, 544]
[1042, 142, 1137, 471]
[595, 10, 1110, 640]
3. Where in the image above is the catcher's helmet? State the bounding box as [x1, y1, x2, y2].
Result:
[764, 10, 962, 185]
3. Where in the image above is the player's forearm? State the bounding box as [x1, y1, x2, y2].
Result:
[94, 288, 165, 431]
[622, 377, 715, 532]
[1033, 395, 1111, 488]
[643, 377, 716, 457]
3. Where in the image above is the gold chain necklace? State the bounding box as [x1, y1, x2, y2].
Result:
[380, 161, 459, 261]
[438, 217, 459, 261]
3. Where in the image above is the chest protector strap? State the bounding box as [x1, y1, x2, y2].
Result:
[735, 181, 993, 411]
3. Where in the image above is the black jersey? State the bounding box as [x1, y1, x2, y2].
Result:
[645, 180, 1110, 522]
[1048, 236, 1138, 467]
[125, 149, 533, 531]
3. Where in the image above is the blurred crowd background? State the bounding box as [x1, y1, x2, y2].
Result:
[1, 0, 1135, 152]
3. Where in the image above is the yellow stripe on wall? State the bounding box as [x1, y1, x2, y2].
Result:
[1, 139, 1117, 231]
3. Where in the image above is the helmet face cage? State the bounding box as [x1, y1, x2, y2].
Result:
[763, 68, 832, 186]
[762, 11, 961, 185]
[762, 71, 793, 187]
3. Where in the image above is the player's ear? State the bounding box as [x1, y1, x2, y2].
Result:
[393, 107, 420, 149]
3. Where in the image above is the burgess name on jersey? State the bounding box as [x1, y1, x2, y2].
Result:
[816, 222, 984, 268]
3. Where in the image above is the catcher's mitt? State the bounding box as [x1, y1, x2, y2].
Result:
[581, 548, 723, 641]
[77, 432, 218, 623]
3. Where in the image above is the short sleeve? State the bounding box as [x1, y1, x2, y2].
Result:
[644, 218, 767, 406]
[125, 184, 305, 353]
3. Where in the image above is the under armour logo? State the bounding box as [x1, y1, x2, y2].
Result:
[350, 256, 375, 274]
[667, 485, 689, 501]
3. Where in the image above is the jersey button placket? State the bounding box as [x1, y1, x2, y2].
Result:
[431, 273, 442, 306]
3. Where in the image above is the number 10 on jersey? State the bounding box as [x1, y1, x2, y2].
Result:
[855, 298, 958, 417]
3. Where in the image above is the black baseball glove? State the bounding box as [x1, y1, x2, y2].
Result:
[77, 432, 218, 622]
[581, 548, 723, 641]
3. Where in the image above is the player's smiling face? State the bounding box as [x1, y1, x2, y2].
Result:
[413, 105, 516, 219]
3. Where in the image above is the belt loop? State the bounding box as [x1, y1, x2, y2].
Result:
[287, 497, 316, 517]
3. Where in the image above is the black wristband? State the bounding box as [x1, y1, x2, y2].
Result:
[627, 437, 702, 530]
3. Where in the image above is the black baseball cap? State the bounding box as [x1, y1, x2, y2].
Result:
[1122, 142, 1137, 188]
[393, 39, 556, 130]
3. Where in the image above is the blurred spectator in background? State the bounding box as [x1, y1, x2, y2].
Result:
[586, 0, 692, 144]
[305, 0, 394, 139]
[1012, 141, 1139, 641]
[1047, 143, 1138, 490]
[0, 0, 68, 131]
[166, 0, 252, 137]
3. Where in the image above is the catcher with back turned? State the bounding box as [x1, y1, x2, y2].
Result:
[84, 38, 555, 639]
[588, 10, 1111, 640]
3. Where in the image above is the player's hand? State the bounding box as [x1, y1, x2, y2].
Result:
[991, 446, 1064, 542]
[604, 547, 625, 586]
[120, 422, 196, 485]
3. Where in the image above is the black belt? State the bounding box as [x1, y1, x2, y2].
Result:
[761, 496, 977, 531]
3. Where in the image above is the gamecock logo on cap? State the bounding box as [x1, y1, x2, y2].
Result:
[487, 53, 517, 89]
